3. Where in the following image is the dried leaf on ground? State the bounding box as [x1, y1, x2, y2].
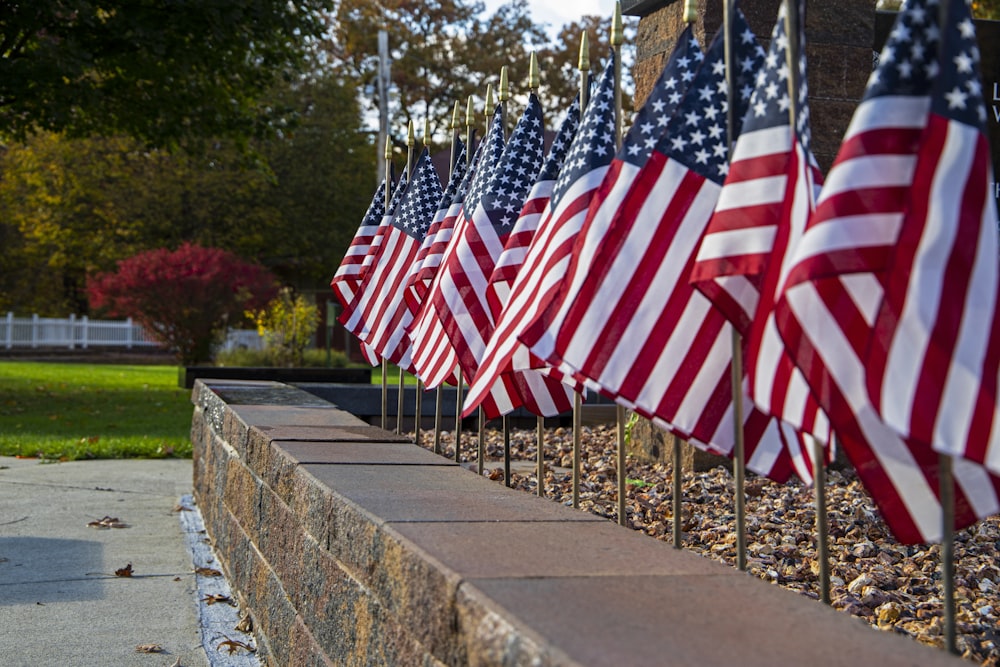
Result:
[115, 563, 134, 577]
[88, 516, 128, 529]
[201, 593, 234, 606]
[217, 638, 255, 655]
[194, 566, 222, 577]
[235, 614, 253, 633]
[135, 643, 163, 653]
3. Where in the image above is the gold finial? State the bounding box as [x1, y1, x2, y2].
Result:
[485, 83, 494, 112]
[384, 135, 392, 160]
[683, 0, 697, 24]
[465, 96, 475, 128]
[406, 119, 415, 147]
[611, 1, 623, 47]
[423, 117, 431, 145]
[528, 51, 540, 91]
[578, 31, 590, 72]
[498, 66, 510, 103]
[451, 101, 461, 132]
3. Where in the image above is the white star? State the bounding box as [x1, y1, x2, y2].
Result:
[945, 86, 968, 109]
[954, 51, 974, 74]
[958, 18, 975, 39]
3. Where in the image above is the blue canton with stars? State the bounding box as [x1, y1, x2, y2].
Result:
[742, 0, 814, 153]
[390, 149, 443, 240]
[448, 137, 484, 209]
[658, 7, 765, 184]
[550, 52, 619, 208]
[361, 179, 387, 227]
[481, 93, 545, 231]
[385, 170, 409, 216]
[866, 0, 938, 100]
[434, 139, 467, 213]
[463, 106, 507, 216]
[535, 96, 582, 183]
[623, 25, 703, 167]
[932, 0, 989, 131]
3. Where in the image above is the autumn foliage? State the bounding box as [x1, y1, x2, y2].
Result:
[87, 243, 278, 364]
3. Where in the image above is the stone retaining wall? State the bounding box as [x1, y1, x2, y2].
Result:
[190, 378, 963, 666]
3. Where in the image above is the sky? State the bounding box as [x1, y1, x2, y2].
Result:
[481, 0, 617, 38]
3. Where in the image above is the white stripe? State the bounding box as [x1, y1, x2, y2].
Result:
[729, 124, 791, 162]
[714, 176, 786, 212]
[841, 96, 930, 142]
[698, 225, 778, 261]
[793, 212, 902, 266]
[819, 154, 916, 201]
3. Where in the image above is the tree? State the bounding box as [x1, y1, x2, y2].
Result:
[0, 73, 375, 314]
[0, 0, 335, 148]
[327, 0, 550, 143]
[537, 15, 637, 120]
[87, 244, 278, 364]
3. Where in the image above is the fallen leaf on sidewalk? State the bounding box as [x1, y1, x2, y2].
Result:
[135, 643, 163, 653]
[115, 563, 133, 577]
[217, 638, 255, 655]
[200, 593, 234, 606]
[194, 566, 222, 577]
[235, 614, 253, 633]
[88, 516, 128, 529]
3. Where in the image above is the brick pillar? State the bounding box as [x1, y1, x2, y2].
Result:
[628, 0, 875, 172]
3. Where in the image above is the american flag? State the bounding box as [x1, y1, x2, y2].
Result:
[463, 54, 619, 418]
[518, 12, 805, 483]
[330, 178, 391, 366]
[866, 0, 1000, 479]
[358, 170, 408, 284]
[330, 179, 388, 311]
[689, 0, 831, 484]
[408, 106, 507, 388]
[429, 97, 543, 381]
[340, 149, 443, 372]
[487, 96, 582, 317]
[522, 26, 703, 380]
[405, 139, 470, 312]
[775, 0, 1000, 542]
[458, 96, 585, 419]
[406, 140, 483, 387]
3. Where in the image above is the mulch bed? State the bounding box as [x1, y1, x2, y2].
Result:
[412, 423, 1000, 666]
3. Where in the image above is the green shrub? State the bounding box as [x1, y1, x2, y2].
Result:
[249, 288, 320, 367]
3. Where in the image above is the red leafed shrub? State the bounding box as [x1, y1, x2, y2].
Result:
[87, 243, 278, 364]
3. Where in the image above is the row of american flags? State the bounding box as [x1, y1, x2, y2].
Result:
[331, 0, 1000, 545]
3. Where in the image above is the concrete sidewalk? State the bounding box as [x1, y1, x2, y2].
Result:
[0, 457, 248, 666]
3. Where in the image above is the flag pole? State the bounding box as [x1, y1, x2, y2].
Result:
[931, 0, 957, 649]
[381, 135, 393, 431]
[455, 97, 476, 464]
[498, 66, 511, 485]
[476, 85, 495, 477]
[779, 0, 830, 604]
[610, 1, 628, 528]
[412, 118, 432, 447]
[722, 0, 748, 572]
[670, 0, 699, 550]
[527, 51, 547, 497]
[434, 102, 462, 456]
[572, 31, 590, 510]
[940, 453, 958, 654]
[396, 120, 416, 435]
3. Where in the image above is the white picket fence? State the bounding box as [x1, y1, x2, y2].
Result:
[1, 313, 263, 351]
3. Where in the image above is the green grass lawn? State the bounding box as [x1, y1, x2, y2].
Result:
[0, 361, 192, 461]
